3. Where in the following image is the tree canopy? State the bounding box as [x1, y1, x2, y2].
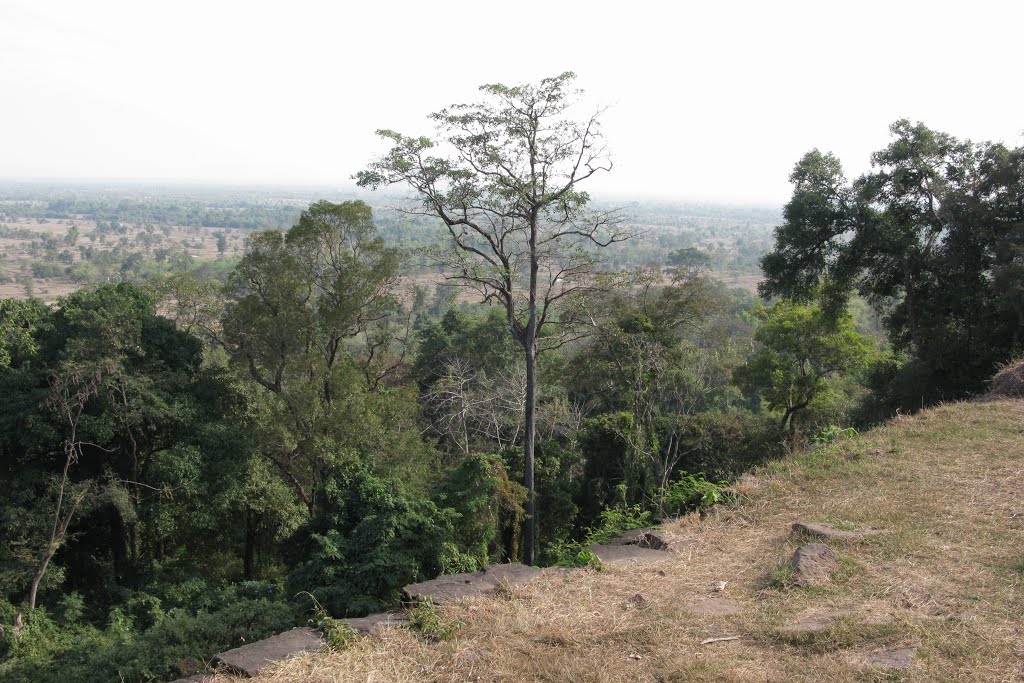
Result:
[761, 120, 1024, 405]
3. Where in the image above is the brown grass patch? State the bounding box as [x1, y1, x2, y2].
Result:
[218, 400, 1024, 682]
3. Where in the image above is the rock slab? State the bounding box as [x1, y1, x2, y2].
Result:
[685, 597, 744, 616]
[791, 543, 839, 586]
[588, 542, 673, 566]
[341, 611, 408, 634]
[402, 563, 542, 605]
[587, 528, 680, 565]
[212, 627, 324, 677]
[777, 609, 892, 634]
[777, 609, 857, 633]
[792, 522, 878, 542]
[862, 646, 917, 671]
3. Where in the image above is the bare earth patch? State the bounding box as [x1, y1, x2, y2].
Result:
[217, 400, 1024, 682]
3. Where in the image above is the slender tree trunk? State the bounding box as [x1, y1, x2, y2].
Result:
[523, 220, 539, 566]
[27, 451, 73, 610]
[27, 552, 53, 611]
[523, 343, 537, 565]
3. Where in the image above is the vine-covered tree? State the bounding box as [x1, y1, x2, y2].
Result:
[357, 72, 636, 563]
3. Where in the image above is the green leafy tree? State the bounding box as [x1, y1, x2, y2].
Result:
[761, 121, 1024, 404]
[283, 460, 473, 617]
[568, 270, 737, 509]
[358, 72, 636, 563]
[0, 284, 234, 612]
[734, 302, 875, 430]
[221, 201, 418, 513]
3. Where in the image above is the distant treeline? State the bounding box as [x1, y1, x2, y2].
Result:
[0, 184, 783, 278]
[0, 197, 300, 231]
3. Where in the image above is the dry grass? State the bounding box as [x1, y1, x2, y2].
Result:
[222, 400, 1024, 682]
[989, 359, 1024, 399]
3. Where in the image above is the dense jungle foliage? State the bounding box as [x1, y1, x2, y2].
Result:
[1, 115, 1020, 681]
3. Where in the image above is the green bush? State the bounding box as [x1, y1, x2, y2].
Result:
[284, 459, 476, 618]
[660, 472, 732, 515]
[439, 453, 526, 566]
[406, 600, 463, 642]
[0, 595, 297, 683]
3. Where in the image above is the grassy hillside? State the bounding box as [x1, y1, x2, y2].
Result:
[229, 400, 1023, 682]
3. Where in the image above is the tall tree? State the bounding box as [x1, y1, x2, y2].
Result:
[761, 121, 1024, 403]
[358, 72, 635, 563]
[220, 200, 415, 513]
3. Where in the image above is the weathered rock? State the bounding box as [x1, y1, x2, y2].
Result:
[733, 473, 760, 491]
[484, 562, 543, 586]
[168, 675, 214, 683]
[792, 522, 879, 542]
[587, 542, 674, 566]
[791, 543, 839, 586]
[633, 531, 670, 550]
[605, 527, 670, 549]
[625, 593, 648, 609]
[862, 646, 917, 671]
[212, 627, 324, 677]
[341, 611, 408, 634]
[685, 597, 743, 616]
[778, 610, 895, 634]
[402, 563, 542, 605]
[613, 528, 698, 552]
[777, 609, 856, 633]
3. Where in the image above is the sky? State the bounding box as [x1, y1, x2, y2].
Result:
[1, 0, 1022, 204]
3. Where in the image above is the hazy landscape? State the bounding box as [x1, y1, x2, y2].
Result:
[2, 2, 1022, 681]
[0, 182, 778, 303]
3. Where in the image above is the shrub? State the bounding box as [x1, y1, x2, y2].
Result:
[284, 460, 476, 618]
[552, 485, 649, 568]
[0, 596, 296, 683]
[440, 453, 526, 566]
[660, 472, 731, 515]
[406, 600, 463, 642]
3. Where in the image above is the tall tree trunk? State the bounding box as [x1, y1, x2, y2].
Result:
[523, 219, 539, 566]
[523, 343, 537, 565]
[27, 451, 77, 610]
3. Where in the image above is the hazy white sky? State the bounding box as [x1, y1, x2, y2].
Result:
[2, 0, 1021, 203]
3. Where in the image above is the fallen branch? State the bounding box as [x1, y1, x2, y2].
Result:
[700, 635, 741, 645]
